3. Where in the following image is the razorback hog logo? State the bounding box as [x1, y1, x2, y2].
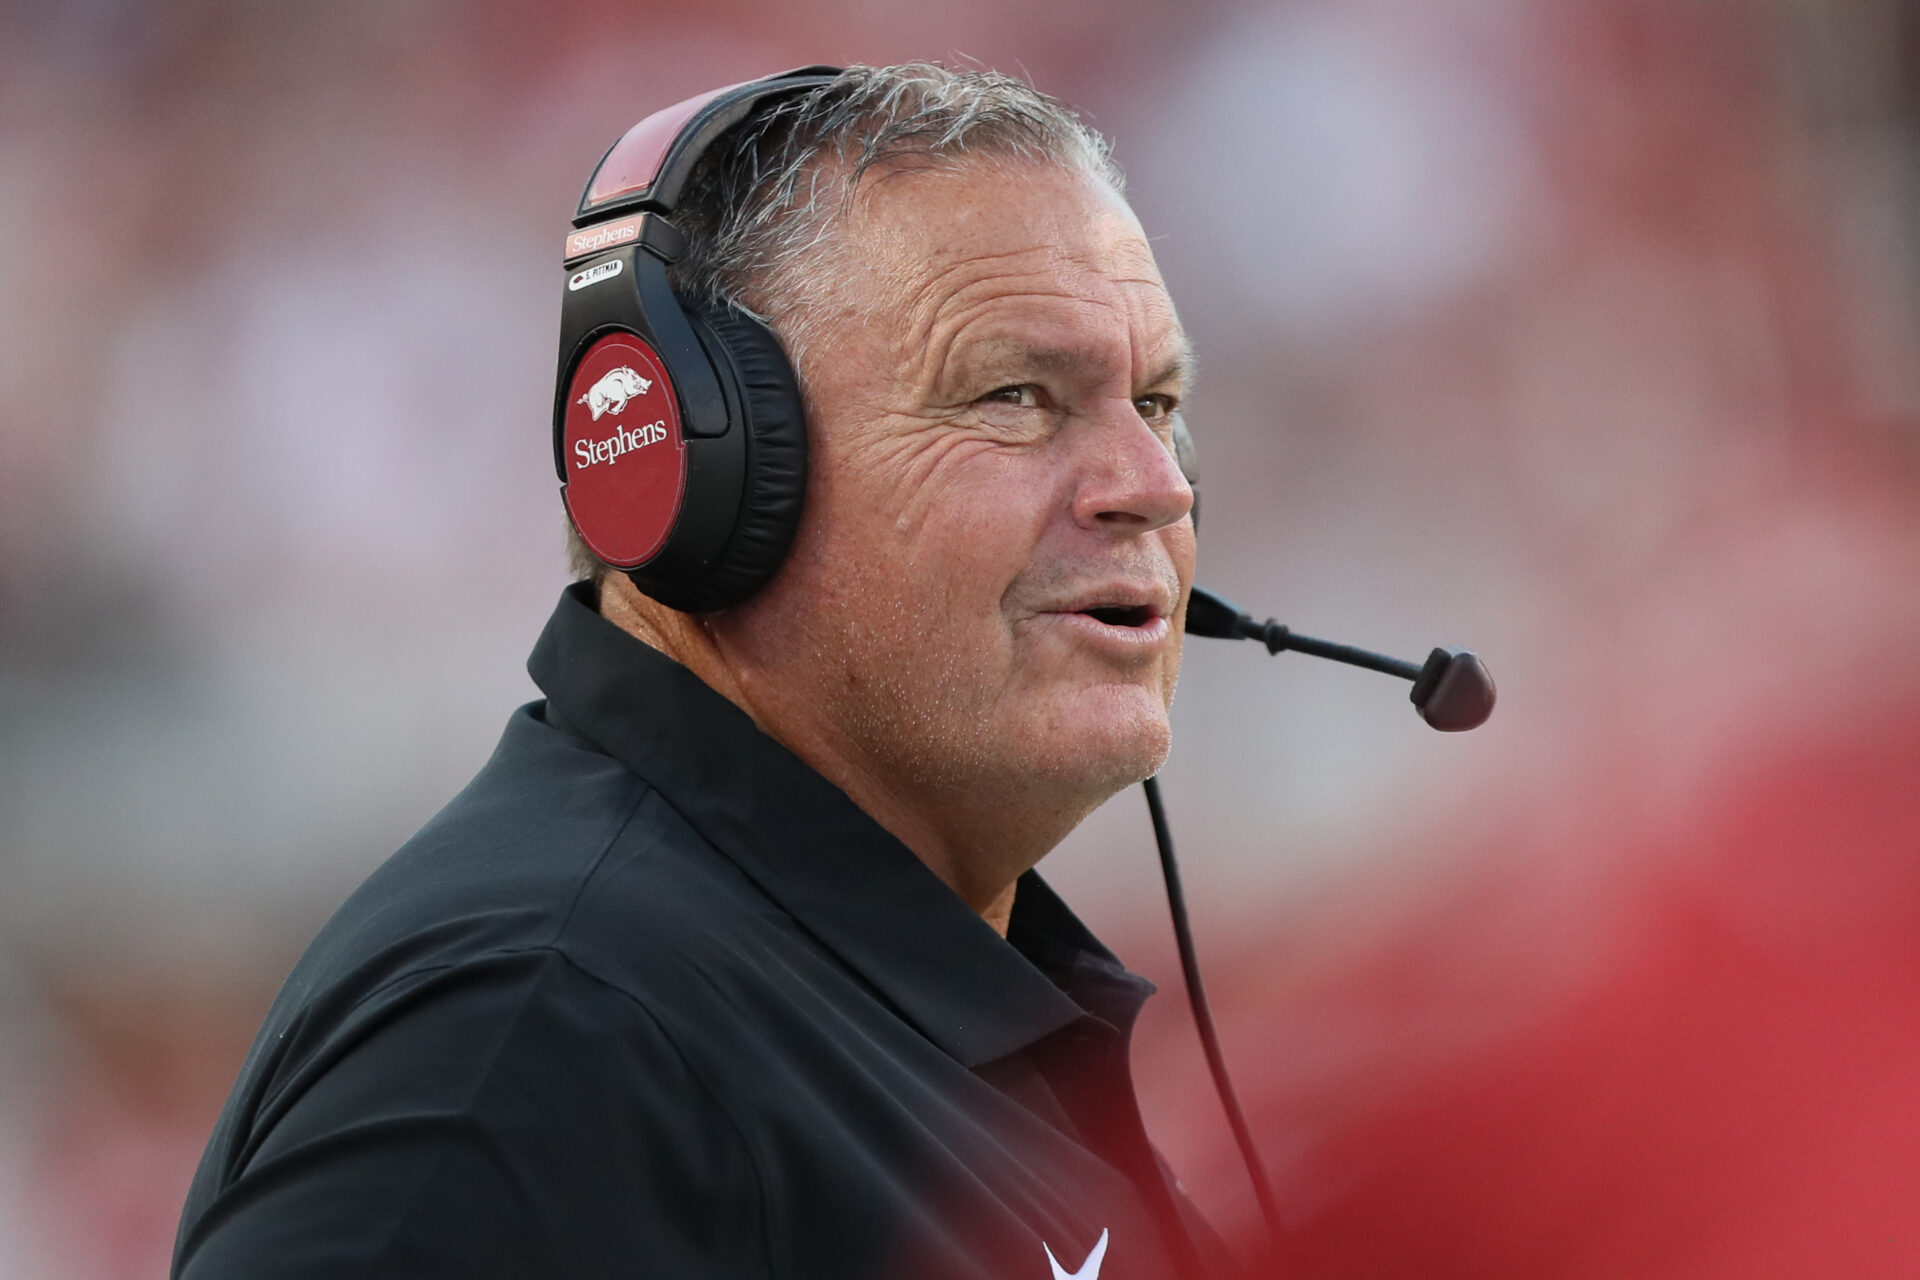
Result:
[577, 366, 653, 420]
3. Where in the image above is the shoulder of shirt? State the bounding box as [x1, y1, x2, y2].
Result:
[262, 699, 802, 1055]
[180, 698, 797, 1280]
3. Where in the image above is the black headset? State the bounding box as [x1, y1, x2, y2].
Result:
[554, 66, 1201, 612]
[553, 66, 838, 612]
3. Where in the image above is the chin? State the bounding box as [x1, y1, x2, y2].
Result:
[1012, 687, 1173, 797]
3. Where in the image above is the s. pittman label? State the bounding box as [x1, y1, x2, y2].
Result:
[565, 217, 642, 261]
[568, 258, 623, 292]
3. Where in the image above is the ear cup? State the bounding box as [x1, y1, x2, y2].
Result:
[673, 304, 808, 610]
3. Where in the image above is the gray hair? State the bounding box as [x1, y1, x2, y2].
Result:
[568, 62, 1125, 585]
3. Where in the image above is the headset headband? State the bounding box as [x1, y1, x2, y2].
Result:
[575, 65, 842, 224]
[552, 67, 839, 609]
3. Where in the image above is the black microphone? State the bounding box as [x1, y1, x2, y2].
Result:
[1150, 584, 1495, 1254]
[1185, 585, 1496, 731]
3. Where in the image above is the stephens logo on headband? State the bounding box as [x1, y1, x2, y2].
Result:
[565, 217, 643, 261]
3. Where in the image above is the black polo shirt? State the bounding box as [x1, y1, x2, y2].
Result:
[172, 584, 1225, 1279]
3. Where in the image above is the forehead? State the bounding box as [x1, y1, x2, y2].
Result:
[830, 159, 1181, 374]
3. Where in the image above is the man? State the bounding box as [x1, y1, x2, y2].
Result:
[173, 64, 1216, 1279]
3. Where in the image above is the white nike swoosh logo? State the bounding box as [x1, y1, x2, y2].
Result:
[1044, 1227, 1109, 1280]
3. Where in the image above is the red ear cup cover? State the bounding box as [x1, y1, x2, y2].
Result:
[561, 333, 687, 568]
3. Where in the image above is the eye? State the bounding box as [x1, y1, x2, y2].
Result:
[981, 384, 1044, 408]
[1133, 393, 1177, 422]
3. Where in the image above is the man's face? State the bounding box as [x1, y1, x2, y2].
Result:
[723, 157, 1196, 820]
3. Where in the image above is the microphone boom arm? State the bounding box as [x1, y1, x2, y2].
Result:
[1184, 585, 1496, 732]
[1145, 586, 1496, 1255]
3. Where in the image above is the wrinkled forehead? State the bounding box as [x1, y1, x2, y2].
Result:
[829, 157, 1176, 351]
[854, 157, 1153, 277]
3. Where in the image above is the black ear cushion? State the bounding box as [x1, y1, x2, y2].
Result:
[684, 303, 809, 610]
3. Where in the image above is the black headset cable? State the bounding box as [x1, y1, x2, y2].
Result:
[1143, 774, 1285, 1249]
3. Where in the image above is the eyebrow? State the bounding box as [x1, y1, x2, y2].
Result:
[958, 336, 1197, 391]
[1146, 342, 1197, 392]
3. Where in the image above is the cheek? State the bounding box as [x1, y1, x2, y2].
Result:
[1168, 519, 1199, 588]
[926, 478, 1061, 640]
[854, 442, 1060, 606]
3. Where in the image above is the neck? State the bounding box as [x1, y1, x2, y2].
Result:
[596, 575, 1087, 935]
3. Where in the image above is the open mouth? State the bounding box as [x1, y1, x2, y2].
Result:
[1079, 604, 1156, 628]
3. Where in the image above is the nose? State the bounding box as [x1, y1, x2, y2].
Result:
[1069, 402, 1195, 534]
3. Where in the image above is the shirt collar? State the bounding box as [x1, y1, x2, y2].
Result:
[527, 583, 1151, 1067]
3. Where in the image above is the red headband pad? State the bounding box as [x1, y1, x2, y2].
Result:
[576, 66, 841, 221]
[582, 83, 739, 212]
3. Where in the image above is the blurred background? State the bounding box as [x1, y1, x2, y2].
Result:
[3, 0, 1919, 1275]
